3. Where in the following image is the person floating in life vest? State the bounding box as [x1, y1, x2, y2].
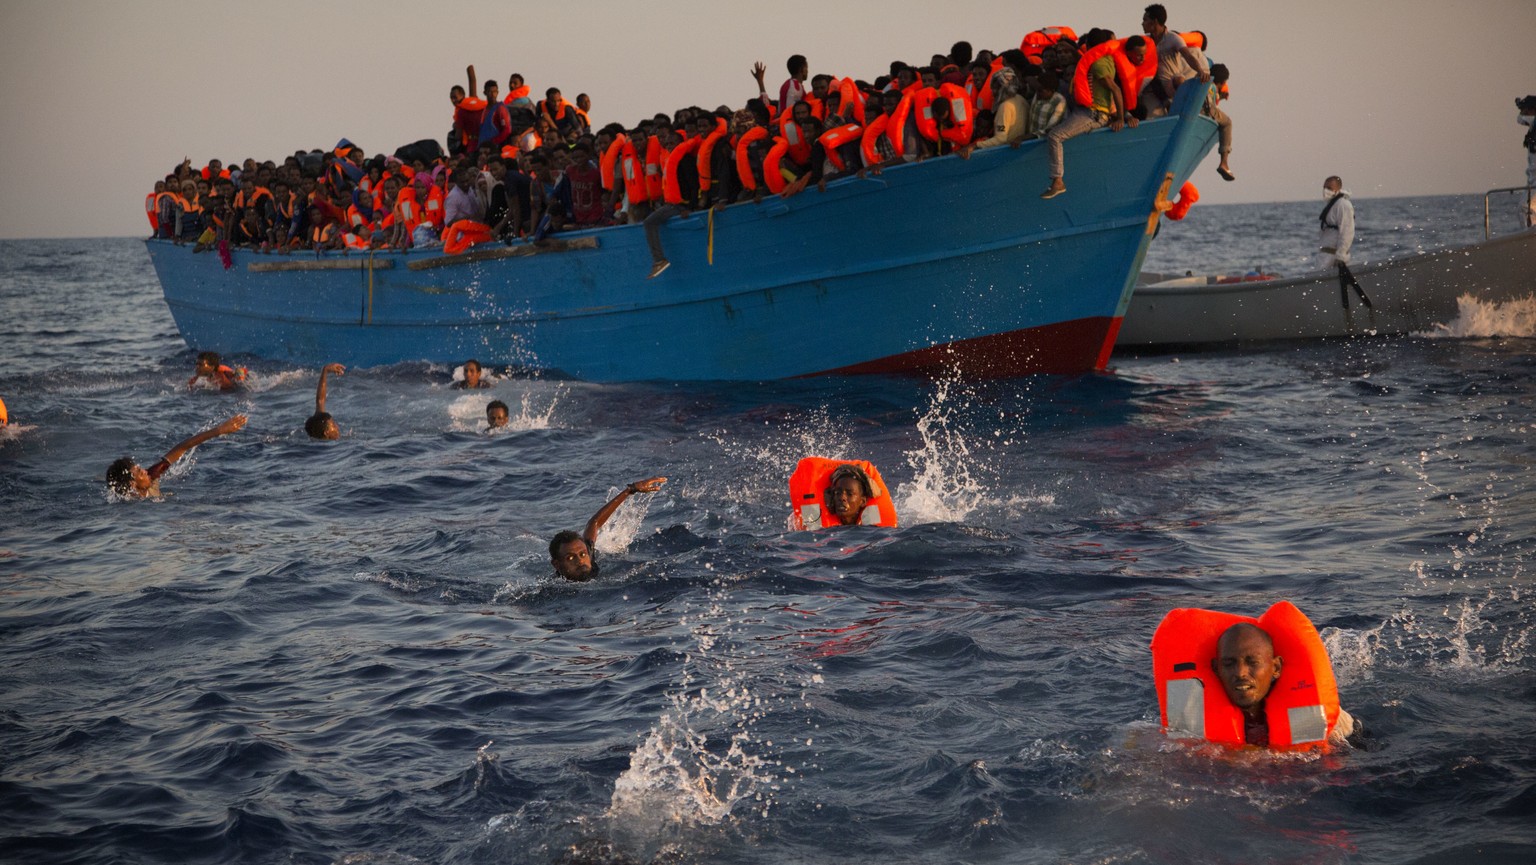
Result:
[106, 415, 247, 499]
[548, 476, 667, 581]
[1151, 601, 1362, 751]
[187, 351, 247, 392]
[789, 458, 899, 530]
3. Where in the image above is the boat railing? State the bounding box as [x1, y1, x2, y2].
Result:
[1483, 184, 1534, 239]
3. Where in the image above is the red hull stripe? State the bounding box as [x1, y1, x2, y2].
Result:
[807, 316, 1118, 378]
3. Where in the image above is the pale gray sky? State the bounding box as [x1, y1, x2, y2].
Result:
[1, 0, 1531, 239]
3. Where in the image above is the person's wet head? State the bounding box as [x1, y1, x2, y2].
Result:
[106, 457, 150, 497]
[462, 358, 483, 388]
[1213, 623, 1282, 715]
[549, 530, 594, 580]
[486, 399, 509, 429]
[825, 464, 873, 525]
[305, 411, 338, 440]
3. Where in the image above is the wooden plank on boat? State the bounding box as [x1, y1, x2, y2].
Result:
[406, 236, 600, 271]
[248, 258, 395, 272]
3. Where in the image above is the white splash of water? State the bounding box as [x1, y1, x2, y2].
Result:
[593, 486, 657, 555]
[701, 405, 861, 512]
[1322, 587, 1531, 681]
[895, 376, 990, 524]
[448, 386, 564, 433]
[1417, 293, 1536, 339]
[239, 368, 308, 393]
[604, 591, 804, 855]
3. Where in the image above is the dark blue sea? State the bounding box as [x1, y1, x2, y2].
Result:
[2, 194, 1534, 865]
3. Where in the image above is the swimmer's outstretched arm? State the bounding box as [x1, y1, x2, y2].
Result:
[314, 363, 344, 415]
[162, 414, 247, 466]
[583, 476, 666, 545]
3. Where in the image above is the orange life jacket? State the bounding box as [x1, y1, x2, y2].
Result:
[346, 203, 374, 233]
[442, 219, 493, 256]
[518, 128, 542, 153]
[503, 85, 531, 104]
[1020, 25, 1078, 62]
[1167, 182, 1199, 220]
[788, 457, 899, 530]
[695, 128, 729, 192]
[763, 137, 790, 194]
[818, 123, 863, 172]
[735, 126, 770, 191]
[860, 115, 889, 168]
[644, 137, 667, 202]
[662, 136, 701, 205]
[621, 138, 648, 204]
[311, 223, 336, 246]
[394, 187, 421, 232]
[1179, 30, 1206, 50]
[909, 87, 942, 144]
[834, 77, 866, 125]
[601, 134, 627, 191]
[779, 117, 813, 166]
[1151, 601, 1342, 752]
[936, 83, 974, 147]
[1072, 39, 1157, 113]
[145, 193, 160, 229]
[423, 185, 445, 229]
[342, 230, 371, 250]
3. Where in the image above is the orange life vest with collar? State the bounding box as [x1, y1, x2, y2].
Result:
[735, 126, 770, 191]
[818, 123, 863, 172]
[145, 193, 160, 229]
[696, 128, 729, 192]
[1021, 25, 1078, 63]
[936, 83, 974, 147]
[763, 137, 791, 194]
[1151, 601, 1341, 752]
[601, 134, 627, 191]
[860, 115, 889, 168]
[779, 116, 813, 166]
[644, 137, 667, 201]
[621, 138, 648, 204]
[1072, 39, 1157, 113]
[662, 136, 701, 205]
[788, 457, 899, 530]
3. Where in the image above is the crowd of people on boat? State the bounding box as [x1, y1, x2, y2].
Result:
[142, 4, 1234, 270]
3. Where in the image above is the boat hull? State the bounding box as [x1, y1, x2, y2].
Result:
[1116, 228, 1536, 348]
[148, 87, 1218, 381]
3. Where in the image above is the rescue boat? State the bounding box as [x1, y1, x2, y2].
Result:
[145, 81, 1219, 382]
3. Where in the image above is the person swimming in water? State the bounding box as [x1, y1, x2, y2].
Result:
[106, 414, 247, 498]
[304, 363, 345, 440]
[1214, 622, 1360, 748]
[187, 351, 246, 392]
[548, 476, 666, 581]
[455, 358, 490, 389]
[486, 399, 509, 430]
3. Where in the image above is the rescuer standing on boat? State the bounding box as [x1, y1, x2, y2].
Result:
[1518, 96, 1536, 226]
[1319, 176, 1371, 312]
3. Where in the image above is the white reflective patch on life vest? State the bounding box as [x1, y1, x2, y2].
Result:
[952, 99, 970, 122]
[800, 504, 823, 530]
[859, 505, 882, 525]
[1286, 704, 1328, 744]
[1164, 678, 1205, 737]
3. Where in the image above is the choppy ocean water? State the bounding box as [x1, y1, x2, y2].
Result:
[1, 195, 1534, 865]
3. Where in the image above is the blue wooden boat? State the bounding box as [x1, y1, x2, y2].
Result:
[146, 83, 1218, 381]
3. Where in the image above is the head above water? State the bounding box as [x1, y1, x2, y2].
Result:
[549, 530, 593, 580]
[1212, 623, 1282, 714]
[106, 457, 145, 496]
[825, 464, 873, 525]
[305, 411, 339, 440]
[486, 399, 509, 429]
[462, 359, 483, 387]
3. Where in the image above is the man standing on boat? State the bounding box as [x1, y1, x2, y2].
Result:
[1319, 176, 1372, 314]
